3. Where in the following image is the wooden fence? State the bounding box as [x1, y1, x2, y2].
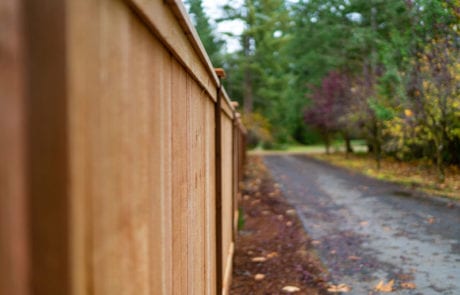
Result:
[0, 0, 246, 294]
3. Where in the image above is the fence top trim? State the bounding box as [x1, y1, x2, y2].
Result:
[126, 0, 242, 119]
[167, 0, 236, 112]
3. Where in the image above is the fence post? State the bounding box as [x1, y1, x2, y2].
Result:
[231, 102, 240, 241]
[214, 68, 225, 294]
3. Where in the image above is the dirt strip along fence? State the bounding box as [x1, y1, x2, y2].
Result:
[0, 0, 246, 294]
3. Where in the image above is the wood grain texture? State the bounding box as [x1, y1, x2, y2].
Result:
[0, 0, 29, 294]
[221, 115, 234, 285]
[222, 242, 235, 295]
[126, 0, 217, 103]
[24, 0, 71, 294]
[3, 0, 245, 294]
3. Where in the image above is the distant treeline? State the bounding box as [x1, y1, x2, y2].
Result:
[187, 0, 459, 181]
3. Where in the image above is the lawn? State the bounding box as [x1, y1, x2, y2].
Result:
[310, 152, 460, 201]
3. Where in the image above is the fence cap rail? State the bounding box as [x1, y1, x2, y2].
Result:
[126, 0, 240, 119]
[166, 0, 236, 113]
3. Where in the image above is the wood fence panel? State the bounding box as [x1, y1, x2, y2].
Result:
[2, 0, 246, 294]
[68, 1, 177, 294]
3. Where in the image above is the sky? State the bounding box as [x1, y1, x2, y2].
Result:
[201, 0, 244, 52]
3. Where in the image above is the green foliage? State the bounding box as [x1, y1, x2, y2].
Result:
[368, 98, 394, 121]
[238, 207, 245, 230]
[220, 0, 302, 143]
[241, 112, 274, 148]
[199, 0, 460, 176]
[185, 0, 224, 66]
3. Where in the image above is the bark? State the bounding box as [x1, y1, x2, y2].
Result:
[343, 131, 354, 155]
[323, 132, 332, 154]
[433, 134, 445, 183]
[243, 68, 253, 114]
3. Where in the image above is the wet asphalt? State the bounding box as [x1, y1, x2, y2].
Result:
[263, 155, 460, 295]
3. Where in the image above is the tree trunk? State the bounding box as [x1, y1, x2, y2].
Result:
[343, 131, 354, 157]
[323, 132, 331, 154]
[373, 122, 382, 170]
[243, 68, 253, 113]
[242, 31, 254, 114]
[433, 135, 445, 183]
[375, 141, 381, 170]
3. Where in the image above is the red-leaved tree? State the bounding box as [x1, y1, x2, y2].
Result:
[304, 71, 351, 153]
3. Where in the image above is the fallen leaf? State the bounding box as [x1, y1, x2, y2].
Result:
[254, 273, 265, 281]
[243, 195, 250, 201]
[311, 240, 321, 246]
[360, 221, 369, 227]
[427, 217, 435, 224]
[327, 283, 351, 293]
[404, 109, 413, 117]
[277, 215, 284, 220]
[375, 279, 394, 292]
[267, 252, 278, 258]
[286, 209, 296, 216]
[286, 221, 293, 227]
[401, 282, 416, 289]
[281, 285, 300, 293]
[348, 255, 361, 261]
[251, 257, 267, 262]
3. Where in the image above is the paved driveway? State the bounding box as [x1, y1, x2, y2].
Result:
[264, 155, 460, 294]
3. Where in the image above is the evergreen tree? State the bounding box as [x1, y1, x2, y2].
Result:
[185, 0, 224, 66]
[222, 0, 293, 145]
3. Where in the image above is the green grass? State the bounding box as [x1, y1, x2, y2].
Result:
[311, 152, 460, 201]
[250, 140, 368, 154]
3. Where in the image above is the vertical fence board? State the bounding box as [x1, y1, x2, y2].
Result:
[23, 0, 70, 294]
[157, 34, 173, 295]
[0, 1, 28, 294]
[205, 99, 217, 295]
[189, 79, 205, 295]
[68, 0, 100, 293]
[221, 115, 235, 294]
[91, 2, 125, 292]
[171, 58, 189, 295]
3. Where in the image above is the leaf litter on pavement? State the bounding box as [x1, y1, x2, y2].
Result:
[231, 156, 421, 294]
[231, 156, 329, 294]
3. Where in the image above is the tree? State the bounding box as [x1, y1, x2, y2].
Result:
[304, 71, 351, 153]
[185, 0, 224, 66]
[221, 0, 294, 145]
[403, 0, 460, 181]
